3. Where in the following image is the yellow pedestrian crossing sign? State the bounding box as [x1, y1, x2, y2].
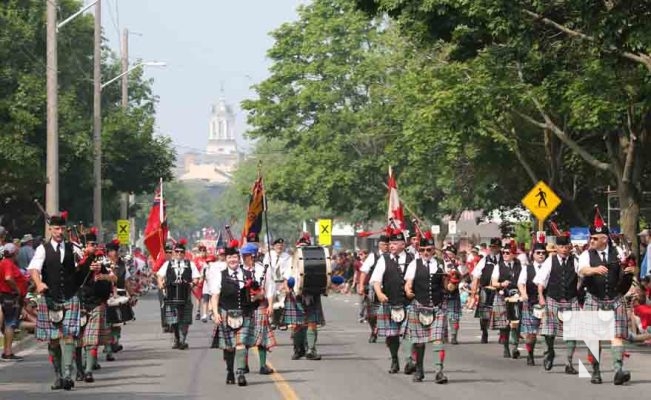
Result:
[521, 181, 562, 221]
[117, 219, 130, 245]
[318, 219, 332, 246]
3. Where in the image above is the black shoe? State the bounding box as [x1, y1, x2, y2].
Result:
[591, 366, 602, 384]
[106, 354, 115, 362]
[306, 350, 322, 360]
[412, 369, 424, 382]
[243, 365, 250, 373]
[613, 369, 631, 385]
[503, 348, 511, 358]
[226, 372, 235, 385]
[451, 337, 459, 345]
[511, 349, 520, 359]
[526, 354, 535, 366]
[51, 378, 63, 390]
[389, 359, 399, 374]
[565, 364, 578, 375]
[84, 372, 94, 383]
[114, 344, 123, 353]
[404, 359, 416, 375]
[172, 342, 180, 349]
[237, 372, 247, 387]
[93, 362, 101, 370]
[368, 334, 377, 343]
[76, 371, 85, 382]
[1, 354, 23, 361]
[62, 378, 74, 391]
[195, 314, 201, 320]
[543, 350, 554, 371]
[259, 365, 274, 375]
[291, 347, 304, 360]
[179, 343, 189, 350]
[481, 331, 488, 344]
[435, 371, 448, 384]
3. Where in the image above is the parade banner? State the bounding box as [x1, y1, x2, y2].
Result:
[242, 176, 265, 242]
[387, 166, 405, 230]
[144, 179, 168, 271]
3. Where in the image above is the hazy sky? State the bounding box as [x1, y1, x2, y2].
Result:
[100, 0, 306, 154]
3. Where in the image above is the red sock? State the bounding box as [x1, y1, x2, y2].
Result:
[453, 323, 459, 331]
[48, 355, 54, 364]
[439, 350, 446, 363]
[587, 354, 595, 364]
[412, 350, 417, 360]
[90, 349, 98, 358]
[525, 343, 532, 353]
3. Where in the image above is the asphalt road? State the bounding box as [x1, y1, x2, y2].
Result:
[1, 292, 649, 399]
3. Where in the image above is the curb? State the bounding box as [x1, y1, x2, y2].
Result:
[12, 334, 39, 354]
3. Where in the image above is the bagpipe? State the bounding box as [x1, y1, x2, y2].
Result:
[33, 199, 86, 254]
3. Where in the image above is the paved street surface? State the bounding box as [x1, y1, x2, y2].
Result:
[1, 293, 650, 399]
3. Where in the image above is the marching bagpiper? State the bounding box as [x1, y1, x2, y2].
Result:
[470, 237, 502, 343]
[442, 244, 462, 345]
[157, 239, 200, 350]
[27, 212, 93, 391]
[516, 241, 546, 366]
[404, 232, 449, 383]
[263, 238, 292, 330]
[357, 234, 390, 343]
[577, 207, 634, 385]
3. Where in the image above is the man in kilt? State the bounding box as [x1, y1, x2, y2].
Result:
[240, 243, 276, 374]
[357, 234, 389, 343]
[157, 239, 200, 350]
[284, 233, 326, 361]
[209, 241, 255, 386]
[490, 241, 524, 359]
[75, 230, 115, 383]
[370, 229, 414, 374]
[470, 237, 502, 343]
[577, 207, 634, 385]
[27, 212, 93, 391]
[404, 233, 449, 383]
[516, 241, 546, 366]
[442, 244, 462, 345]
[533, 231, 581, 374]
[263, 238, 292, 330]
[156, 244, 174, 333]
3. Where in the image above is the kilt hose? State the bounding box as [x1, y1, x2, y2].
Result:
[520, 302, 541, 336]
[36, 295, 81, 343]
[582, 293, 628, 339]
[376, 303, 407, 338]
[406, 301, 446, 344]
[215, 309, 254, 349]
[489, 293, 508, 330]
[164, 296, 194, 326]
[540, 297, 581, 337]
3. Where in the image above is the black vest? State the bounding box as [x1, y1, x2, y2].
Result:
[41, 242, 81, 301]
[583, 248, 627, 300]
[219, 268, 254, 313]
[79, 262, 112, 310]
[114, 258, 128, 289]
[546, 255, 578, 301]
[479, 258, 496, 287]
[413, 259, 445, 307]
[381, 252, 413, 306]
[525, 264, 541, 304]
[497, 259, 522, 291]
[165, 260, 193, 286]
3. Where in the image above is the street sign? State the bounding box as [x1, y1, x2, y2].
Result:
[521, 181, 562, 222]
[318, 219, 332, 246]
[117, 219, 130, 245]
[431, 225, 440, 234]
[448, 221, 457, 235]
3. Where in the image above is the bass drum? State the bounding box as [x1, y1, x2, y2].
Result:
[293, 246, 332, 296]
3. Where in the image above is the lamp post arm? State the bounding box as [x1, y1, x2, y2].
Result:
[101, 63, 145, 90]
[57, 0, 100, 32]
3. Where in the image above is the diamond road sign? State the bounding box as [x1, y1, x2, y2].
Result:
[521, 181, 562, 221]
[117, 219, 130, 245]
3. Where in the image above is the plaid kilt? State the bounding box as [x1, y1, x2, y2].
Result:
[36, 295, 81, 342]
[540, 297, 580, 337]
[520, 302, 541, 335]
[365, 286, 379, 318]
[445, 293, 461, 322]
[406, 302, 446, 344]
[79, 304, 111, 347]
[282, 292, 325, 326]
[215, 309, 254, 349]
[474, 287, 494, 320]
[251, 303, 277, 350]
[164, 296, 193, 326]
[376, 303, 407, 337]
[489, 293, 508, 330]
[582, 294, 628, 339]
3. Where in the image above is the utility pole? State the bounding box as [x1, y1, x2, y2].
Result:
[93, 1, 102, 241]
[119, 28, 129, 221]
[46, 0, 58, 229]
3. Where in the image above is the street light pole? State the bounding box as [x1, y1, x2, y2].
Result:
[93, 0, 102, 240]
[45, 0, 58, 228]
[120, 28, 129, 221]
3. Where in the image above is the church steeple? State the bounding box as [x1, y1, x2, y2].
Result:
[207, 90, 237, 155]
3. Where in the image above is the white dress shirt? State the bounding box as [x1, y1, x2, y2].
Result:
[264, 251, 292, 282]
[360, 252, 379, 274]
[517, 262, 544, 286]
[369, 251, 410, 284]
[404, 258, 441, 281]
[27, 239, 67, 272]
[209, 266, 244, 295]
[156, 259, 201, 280]
[577, 247, 618, 277]
[532, 254, 580, 288]
[471, 253, 502, 279]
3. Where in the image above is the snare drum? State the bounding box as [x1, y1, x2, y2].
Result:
[293, 246, 332, 296]
[506, 298, 522, 324]
[165, 283, 190, 305]
[106, 296, 135, 324]
[479, 287, 496, 309]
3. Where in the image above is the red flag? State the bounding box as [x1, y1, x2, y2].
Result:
[144, 180, 168, 272]
[241, 176, 265, 242]
[387, 166, 405, 230]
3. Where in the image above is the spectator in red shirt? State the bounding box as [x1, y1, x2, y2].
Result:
[0, 243, 28, 360]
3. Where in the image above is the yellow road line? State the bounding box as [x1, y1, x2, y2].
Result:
[251, 348, 300, 400]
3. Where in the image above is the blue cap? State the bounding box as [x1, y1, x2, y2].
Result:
[331, 275, 345, 285]
[240, 243, 258, 256]
[287, 277, 295, 289]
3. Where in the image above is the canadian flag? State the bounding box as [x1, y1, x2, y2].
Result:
[387, 166, 405, 230]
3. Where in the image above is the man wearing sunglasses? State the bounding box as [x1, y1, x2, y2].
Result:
[517, 242, 546, 366]
[577, 209, 634, 385]
[470, 237, 503, 343]
[370, 229, 414, 374]
[358, 235, 390, 343]
[442, 244, 463, 345]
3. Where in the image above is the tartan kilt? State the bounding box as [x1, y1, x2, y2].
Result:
[489, 293, 508, 330]
[406, 302, 446, 344]
[376, 303, 407, 337]
[365, 286, 379, 318]
[80, 304, 110, 347]
[215, 309, 254, 349]
[164, 296, 193, 326]
[36, 295, 81, 342]
[540, 297, 580, 337]
[474, 288, 493, 320]
[445, 294, 461, 322]
[582, 294, 628, 339]
[251, 304, 277, 350]
[520, 302, 541, 335]
[282, 292, 325, 326]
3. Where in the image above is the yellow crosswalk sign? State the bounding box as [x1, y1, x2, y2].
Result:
[521, 181, 562, 222]
[318, 219, 332, 246]
[117, 219, 130, 245]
